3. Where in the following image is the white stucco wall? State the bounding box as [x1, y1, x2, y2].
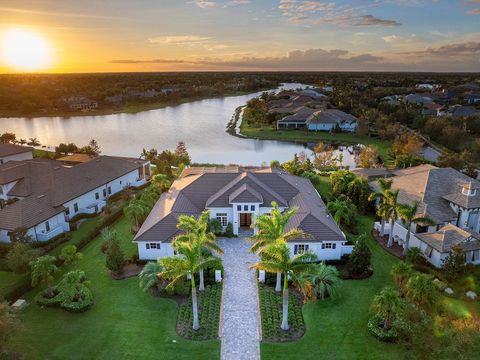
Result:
[0, 150, 33, 165]
[287, 241, 351, 261]
[137, 242, 175, 260]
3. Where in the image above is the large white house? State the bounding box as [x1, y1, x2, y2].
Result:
[0, 144, 33, 165]
[134, 166, 353, 260]
[371, 165, 480, 268]
[0, 156, 150, 243]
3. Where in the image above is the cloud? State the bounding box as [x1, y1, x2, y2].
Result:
[109, 59, 186, 64]
[402, 41, 480, 56]
[354, 15, 401, 26]
[467, 8, 480, 14]
[148, 35, 211, 45]
[194, 1, 217, 8]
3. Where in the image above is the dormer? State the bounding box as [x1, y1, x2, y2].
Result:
[461, 182, 477, 197]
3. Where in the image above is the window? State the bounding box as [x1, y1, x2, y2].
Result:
[322, 242, 336, 249]
[45, 221, 50, 232]
[250, 205, 255, 211]
[237, 205, 241, 211]
[108, 186, 112, 195]
[73, 203, 78, 212]
[95, 192, 99, 200]
[120, 181, 122, 185]
[173, 248, 178, 255]
[294, 244, 309, 255]
[103, 189, 107, 197]
[424, 246, 433, 258]
[216, 213, 228, 227]
[65, 208, 70, 216]
[146, 243, 160, 250]
[243, 205, 248, 211]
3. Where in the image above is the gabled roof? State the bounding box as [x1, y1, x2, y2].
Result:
[134, 167, 346, 244]
[0, 144, 33, 158]
[306, 109, 357, 125]
[416, 223, 480, 253]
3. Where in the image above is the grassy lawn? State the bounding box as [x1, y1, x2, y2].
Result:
[8, 216, 220, 360]
[240, 124, 391, 161]
[0, 271, 27, 299]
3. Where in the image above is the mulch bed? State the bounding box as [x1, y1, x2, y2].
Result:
[372, 229, 405, 259]
[110, 263, 143, 280]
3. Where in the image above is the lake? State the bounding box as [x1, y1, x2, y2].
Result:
[0, 83, 359, 167]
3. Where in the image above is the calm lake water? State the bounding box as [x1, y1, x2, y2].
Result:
[0, 83, 359, 167]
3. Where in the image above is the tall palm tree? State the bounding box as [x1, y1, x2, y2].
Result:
[371, 286, 400, 331]
[390, 262, 412, 296]
[159, 240, 221, 330]
[248, 202, 310, 292]
[174, 210, 223, 291]
[139, 262, 163, 293]
[123, 199, 149, 231]
[368, 178, 393, 236]
[327, 199, 356, 228]
[346, 176, 371, 213]
[295, 261, 341, 302]
[251, 242, 317, 330]
[397, 201, 434, 256]
[384, 189, 400, 248]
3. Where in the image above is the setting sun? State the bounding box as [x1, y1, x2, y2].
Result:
[2, 29, 52, 71]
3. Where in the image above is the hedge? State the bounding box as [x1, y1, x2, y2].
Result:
[68, 212, 98, 224]
[31, 233, 72, 252]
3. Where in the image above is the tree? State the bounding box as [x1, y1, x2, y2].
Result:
[30, 255, 58, 297]
[105, 237, 126, 274]
[313, 142, 336, 170]
[82, 139, 101, 155]
[251, 242, 317, 330]
[442, 245, 465, 282]
[330, 170, 356, 196]
[405, 274, 437, 310]
[174, 141, 191, 165]
[6, 243, 42, 274]
[59, 245, 83, 269]
[160, 240, 221, 330]
[358, 145, 380, 168]
[349, 234, 371, 275]
[139, 262, 164, 293]
[327, 199, 356, 228]
[368, 178, 393, 236]
[124, 199, 150, 231]
[437, 152, 464, 170]
[346, 176, 371, 213]
[391, 262, 412, 296]
[27, 137, 41, 146]
[0, 132, 16, 144]
[371, 286, 400, 330]
[295, 261, 341, 301]
[151, 174, 171, 192]
[173, 210, 223, 291]
[383, 189, 400, 247]
[397, 201, 434, 256]
[248, 201, 310, 292]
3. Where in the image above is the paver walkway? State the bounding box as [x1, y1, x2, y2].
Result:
[219, 235, 260, 360]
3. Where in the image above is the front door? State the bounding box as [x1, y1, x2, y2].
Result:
[240, 213, 252, 227]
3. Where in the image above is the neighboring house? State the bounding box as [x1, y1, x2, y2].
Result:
[104, 94, 124, 106]
[134, 167, 352, 261]
[422, 102, 443, 116]
[351, 168, 393, 181]
[443, 105, 480, 117]
[371, 164, 480, 268]
[299, 89, 327, 98]
[63, 96, 98, 111]
[415, 83, 436, 91]
[306, 109, 358, 132]
[0, 144, 33, 165]
[0, 156, 150, 243]
[276, 107, 317, 129]
[404, 94, 432, 105]
[464, 93, 480, 105]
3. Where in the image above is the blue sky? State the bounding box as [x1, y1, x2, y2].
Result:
[0, 0, 479, 72]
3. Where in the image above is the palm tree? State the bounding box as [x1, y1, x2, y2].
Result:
[173, 210, 223, 291]
[139, 262, 163, 293]
[251, 242, 317, 330]
[330, 170, 356, 195]
[326, 199, 356, 228]
[30, 255, 58, 297]
[248, 202, 310, 292]
[405, 274, 437, 309]
[371, 286, 400, 330]
[124, 199, 149, 231]
[160, 240, 221, 330]
[295, 262, 341, 302]
[390, 262, 412, 296]
[384, 190, 400, 248]
[397, 201, 434, 256]
[151, 174, 172, 192]
[346, 176, 371, 213]
[368, 178, 393, 236]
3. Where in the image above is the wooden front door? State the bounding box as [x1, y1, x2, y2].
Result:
[240, 213, 252, 227]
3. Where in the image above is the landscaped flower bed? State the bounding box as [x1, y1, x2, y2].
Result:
[177, 284, 222, 341]
[258, 283, 305, 342]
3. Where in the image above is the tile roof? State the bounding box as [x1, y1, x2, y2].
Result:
[306, 109, 357, 125]
[134, 167, 345, 243]
[0, 144, 33, 158]
[416, 223, 480, 253]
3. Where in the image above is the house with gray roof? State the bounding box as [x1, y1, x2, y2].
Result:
[306, 109, 358, 132]
[371, 164, 480, 267]
[0, 144, 33, 165]
[134, 167, 352, 261]
[0, 156, 150, 243]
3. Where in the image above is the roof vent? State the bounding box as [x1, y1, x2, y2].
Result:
[37, 194, 45, 199]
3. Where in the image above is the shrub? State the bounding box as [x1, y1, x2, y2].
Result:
[208, 219, 223, 236]
[224, 222, 234, 237]
[442, 245, 465, 282]
[31, 233, 72, 253]
[348, 234, 371, 275]
[6, 243, 43, 274]
[105, 238, 126, 274]
[368, 314, 399, 343]
[405, 247, 426, 265]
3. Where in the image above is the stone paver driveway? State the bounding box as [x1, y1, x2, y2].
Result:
[219, 236, 260, 360]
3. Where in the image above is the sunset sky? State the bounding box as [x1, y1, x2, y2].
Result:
[0, 0, 479, 73]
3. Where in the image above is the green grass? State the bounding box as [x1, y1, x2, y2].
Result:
[0, 271, 27, 299]
[8, 216, 220, 360]
[240, 124, 391, 161]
